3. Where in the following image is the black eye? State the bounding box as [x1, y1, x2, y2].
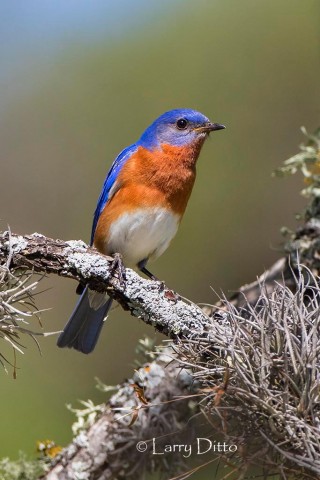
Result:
[176, 118, 188, 130]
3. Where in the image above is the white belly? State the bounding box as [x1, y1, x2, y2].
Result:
[106, 207, 180, 266]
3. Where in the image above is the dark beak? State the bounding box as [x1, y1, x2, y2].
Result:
[206, 122, 226, 132]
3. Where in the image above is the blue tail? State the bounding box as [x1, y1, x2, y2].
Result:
[57, 287, 112, 354]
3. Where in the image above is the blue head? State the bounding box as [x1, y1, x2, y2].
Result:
[139, 109, 225, 150]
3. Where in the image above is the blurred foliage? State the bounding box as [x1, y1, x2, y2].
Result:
[0, 2, 319, 476]
[275, 127, 320, 198]
[275, 126, 320, 232]
[0, 453, 44, 480]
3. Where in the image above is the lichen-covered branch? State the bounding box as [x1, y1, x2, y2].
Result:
[40, 351, 197, 480]
[1, 221, 320, 480]
[2, 127, 320, 480]
[0, 231, 210, 339]
[41, 271, 320, 480]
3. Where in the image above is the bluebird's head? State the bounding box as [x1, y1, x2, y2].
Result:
[139, 109, 225, 150]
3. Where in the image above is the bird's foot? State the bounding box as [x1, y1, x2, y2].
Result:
[110, 253, 126, 290]
[137, 259, 179, 301]
[139, 266, 160, 282]
[137, 260, 160, 282]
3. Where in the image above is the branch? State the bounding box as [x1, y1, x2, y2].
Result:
[0, 231, 210, 339]
[1, 224, 320, 479]
[41, 351, 196, 480]
[2, 125, 319, 480]
[41, 268, 320, 480]
[0, 229, 319, 480]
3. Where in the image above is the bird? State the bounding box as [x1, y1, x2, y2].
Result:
[57, 108, 225, 354]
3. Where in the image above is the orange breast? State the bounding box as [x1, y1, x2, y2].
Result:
[94, 142, 201, 253]
[117, 144, 200, 214]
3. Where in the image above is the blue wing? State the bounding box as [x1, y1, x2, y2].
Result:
[90, 143, 138, 245]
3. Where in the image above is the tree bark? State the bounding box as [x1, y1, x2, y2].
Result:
[0, 231, 210, 339]
[42, 353, 195, 480]
[1, 224, 320, 480]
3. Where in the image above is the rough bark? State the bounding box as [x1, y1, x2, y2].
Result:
[42, 353, 195, 480]
[0, 231, 210, 339]
[1, 222, 320, 480]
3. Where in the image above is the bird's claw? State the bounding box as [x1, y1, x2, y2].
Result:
[110, 253, 126, 290]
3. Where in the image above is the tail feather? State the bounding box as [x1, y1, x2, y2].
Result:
[57, 287, 112, 354]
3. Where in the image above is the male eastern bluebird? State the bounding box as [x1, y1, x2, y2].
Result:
[57, 109, 225, 354]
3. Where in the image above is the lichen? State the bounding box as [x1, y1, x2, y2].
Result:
[5, 235, 28, 253]
[65, 240, 88, 250]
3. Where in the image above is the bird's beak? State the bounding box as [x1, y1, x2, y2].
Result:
[195, 123, 226, 133]
[205, 122, 226, 132]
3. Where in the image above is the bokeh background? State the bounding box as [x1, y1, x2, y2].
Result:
[0, 0, 319, 475]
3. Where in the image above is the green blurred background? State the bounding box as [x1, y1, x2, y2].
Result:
[0, 0, 319, 475]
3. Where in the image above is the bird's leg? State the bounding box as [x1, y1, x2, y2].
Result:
[137, 259, 160, 282]
[138, 259, 180, 302]
[110, 253, 126, 290]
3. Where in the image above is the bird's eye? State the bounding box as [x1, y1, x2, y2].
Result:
[176, 118, 188, 130]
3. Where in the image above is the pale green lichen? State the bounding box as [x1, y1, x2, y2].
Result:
[0, 453, 45, 480]
[4, 235, 28, 253]
[274, 126, 320, 199]
[68, 400, 104, 436]
[65, 239, 88, 250]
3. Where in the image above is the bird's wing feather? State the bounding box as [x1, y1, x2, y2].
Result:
[90, 143, 137, 244]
